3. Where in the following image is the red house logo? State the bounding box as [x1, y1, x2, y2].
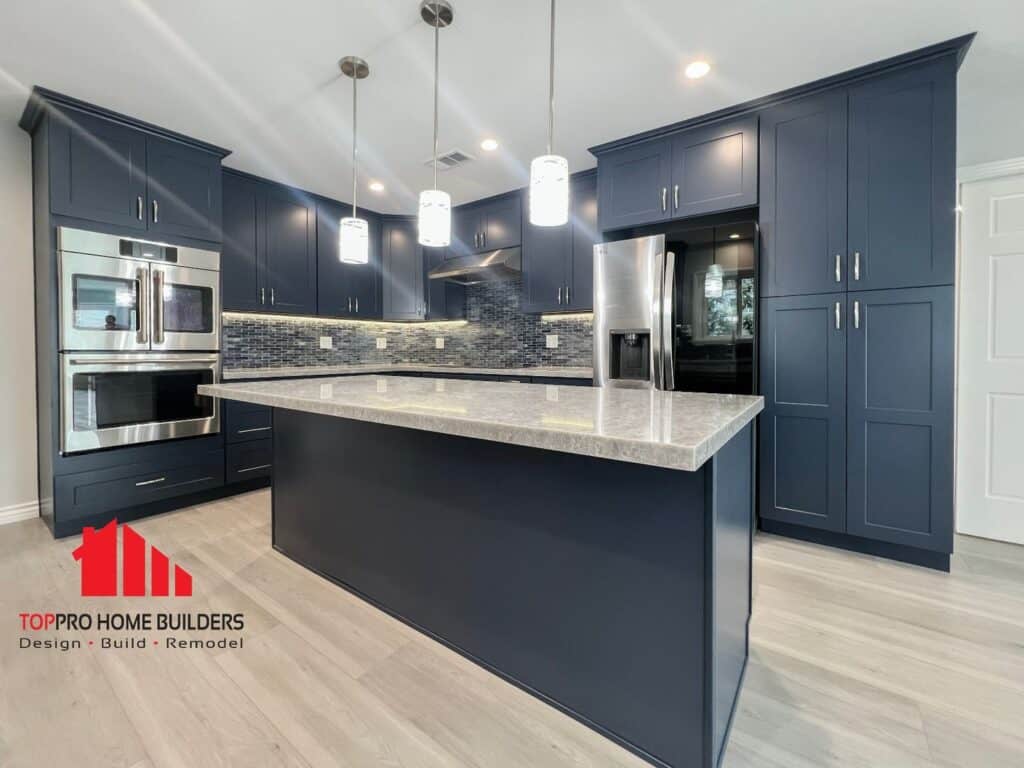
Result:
[72, 519, 193, 597]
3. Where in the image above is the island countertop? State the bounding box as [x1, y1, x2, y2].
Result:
[200, 375, 762, 471]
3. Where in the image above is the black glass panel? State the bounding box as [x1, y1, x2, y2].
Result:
[162, 283, 213, 333]
[72, 370, 213, 431]
[72, 275, 138, 331]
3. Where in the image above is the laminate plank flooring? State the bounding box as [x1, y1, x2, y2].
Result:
[1, 489, 1021, 767]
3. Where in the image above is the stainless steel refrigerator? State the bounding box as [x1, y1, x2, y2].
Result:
[593, 225, 756, 394]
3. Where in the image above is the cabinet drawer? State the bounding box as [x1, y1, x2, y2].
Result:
[55, 448, 225, 523]
[225, 401, 273, 443]
[227, 439, 273, 484]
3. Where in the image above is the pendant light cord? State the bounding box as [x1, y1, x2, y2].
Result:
[432, 2, 440, 191]
[547, 0, 555, 155]
[351, 73, 358, 218]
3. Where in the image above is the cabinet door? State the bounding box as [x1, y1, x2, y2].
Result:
[49, 108, 147, 230]
[568, 172, 598, 311]
[760, 91, 848, 297]
[759, 293, 847, 532]
[263, 183, 317, 314]
[316, 201, 380, 318]
[221, 172, 264, 312]
[846, 287, 953, 552]
[597, 138, 672, 231]
[848, 57, 956, 290]
[350, 213, 382, 319]
[451, 206, 482, 257]
[670, 115, 758, 218]
[145, 136, 222, 243]
[521, 196, 569, 314]
[482, 194, 522, 250]
[423, 246, 465, 319]
[382, 220, 424, 320]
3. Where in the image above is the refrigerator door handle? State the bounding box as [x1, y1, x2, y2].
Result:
[652, 248, 666, 390]
[661, 251, 676, 391]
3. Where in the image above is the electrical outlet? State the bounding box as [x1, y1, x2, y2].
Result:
[545, 385, 559, 402]
[545, 334, 559, 349]
[376, 337, 387, 350]
[319, 383, 333, 399]
[435, 337, 445, 349]
[435, 379, 446, 392]
[319, 336, 333, 350]
[376, 378, 388, 393]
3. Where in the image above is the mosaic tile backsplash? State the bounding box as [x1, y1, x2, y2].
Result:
[223, 279, 593, 370]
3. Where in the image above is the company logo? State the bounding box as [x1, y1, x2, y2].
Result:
[72, 519, 193, 597]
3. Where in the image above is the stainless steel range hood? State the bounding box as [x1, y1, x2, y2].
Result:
[427, 247, 521, 285]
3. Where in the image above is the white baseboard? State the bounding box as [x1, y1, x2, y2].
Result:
[0, 500, 40, 525]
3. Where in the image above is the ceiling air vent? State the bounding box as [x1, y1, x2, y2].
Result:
[424, 148, 475, 171]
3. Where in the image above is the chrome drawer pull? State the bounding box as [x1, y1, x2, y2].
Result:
[237, 464, 272, 474]
[236, 426, 271, 434]
[135, 477, 166, 487]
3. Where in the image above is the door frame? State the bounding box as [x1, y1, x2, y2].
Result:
[954, 156, 1024, 539]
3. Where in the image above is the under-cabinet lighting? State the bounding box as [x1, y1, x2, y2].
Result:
[540, 312, 594, 323]
[222, 311, 468, 328]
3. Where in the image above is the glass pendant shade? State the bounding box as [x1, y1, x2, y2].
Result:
[529, 154, 569, 226]
[704, 263, 724, 298]
[417, 189, 451, 247]
[339, 216, 369, 264]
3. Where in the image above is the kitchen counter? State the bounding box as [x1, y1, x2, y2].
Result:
[221, 363, 593, 381]
[200, 375, 761, 472]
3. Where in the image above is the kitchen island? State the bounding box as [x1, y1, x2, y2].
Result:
[199, 375, 762, 768]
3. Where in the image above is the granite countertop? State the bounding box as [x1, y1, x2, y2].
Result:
[200, 375, 762, 472]
[221, 363, 593, 381]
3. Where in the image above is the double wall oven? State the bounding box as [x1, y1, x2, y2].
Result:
[58, 227, 221, 454]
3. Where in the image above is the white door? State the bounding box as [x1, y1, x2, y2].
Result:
[957, 173, 1024, 544]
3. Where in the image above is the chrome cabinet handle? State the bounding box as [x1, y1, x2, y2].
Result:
[481, 232, 486, 248]
[237, 426, 271, 434]
[348, 297, 352, 312]
[355, 297, 359, 313]
[270, 288, 275, 306]
[261, 287, 265, 305]
[853, 300, 860, 329]
[835, 301, 841, 330]
[835, 254, 842, 283]
[135, 476, 166, 487]
[152, 199, 159, 223]
[661, 187, 668, 212]
[853, 251, 861, 281]
[136, 267, 149, 344]
[557, 287, 563, 305]
[673, 184, 679, 211]
[237, 464, 272, 474]
[565, 284, 570, 305]
[137, 196, 144, 221]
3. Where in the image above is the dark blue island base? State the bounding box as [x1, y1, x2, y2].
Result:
[270, 408, 754, 768]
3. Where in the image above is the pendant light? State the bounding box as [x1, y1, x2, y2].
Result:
[529, 0, 569, 227]
[418, 0, 453, 247]
[338, 55, 370, 264]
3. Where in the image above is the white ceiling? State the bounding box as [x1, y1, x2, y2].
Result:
[1, 0, 1021, 214]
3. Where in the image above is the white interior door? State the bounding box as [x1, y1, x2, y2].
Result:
[957, 173, 1024, 544]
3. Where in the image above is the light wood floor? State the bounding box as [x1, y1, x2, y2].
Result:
[1, 489, 1022, 768]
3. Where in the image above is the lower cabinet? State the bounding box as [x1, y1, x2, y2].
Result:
[759, 286, 953, 555]
[227, 439, 273, 483]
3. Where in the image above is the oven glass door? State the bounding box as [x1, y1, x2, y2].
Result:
[61, 251, 152, 352]
[62, 354, 220, 453]
[151, 264, 220, 352]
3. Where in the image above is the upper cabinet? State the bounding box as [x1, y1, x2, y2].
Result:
[382, 218, 425, 321]
[596, 115, 757, 232]
[30, 95, 227, 244]
[221, 171, 317, 315]
[317, 199, 381, 319]
[451, 193, 522, 257]
[760, 56, 957, 297]
[759, 91, 848, 297]
[521, 171, 599, 313]
[847, 57, 956, 291]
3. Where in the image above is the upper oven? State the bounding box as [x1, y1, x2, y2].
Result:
[59, 227, 220, 353]
[61, 352, 220, 454]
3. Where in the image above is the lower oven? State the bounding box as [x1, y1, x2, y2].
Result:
[60, 352, 220, 454]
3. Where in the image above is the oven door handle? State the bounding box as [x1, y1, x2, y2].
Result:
[136, 267, 149, 345]
[152, 269, 165, 345]
[66, 357, 219, 367]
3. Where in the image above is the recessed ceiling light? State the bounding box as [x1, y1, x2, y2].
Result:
[729, 233, 740, 240]
[480, 138, 499, 152]
[369, 181, 385, 192]
[685, 60, 711, 79]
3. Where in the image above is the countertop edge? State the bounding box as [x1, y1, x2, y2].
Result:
[221, 364, 593, 381]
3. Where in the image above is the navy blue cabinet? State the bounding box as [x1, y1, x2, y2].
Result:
[759, 91, 848, 297]
[846, 287, 954, 552]
[759, 293, 847, 532]
[521, 171, 598, 313]
[222, 172, 317, 315]
[48, 107, 149, 231]
[382, 218, 425, 320]
[847, 58, 956, 290]
[451, 193, 522, 256]
[145, 136, 222, 242]
[317, 198, 381, 319]
[597, 139, 672, 231]
[221, 172, 263, 311]
[669, 115, 758, 219]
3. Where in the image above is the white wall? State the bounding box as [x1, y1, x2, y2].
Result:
[0, 117, 39, 517]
